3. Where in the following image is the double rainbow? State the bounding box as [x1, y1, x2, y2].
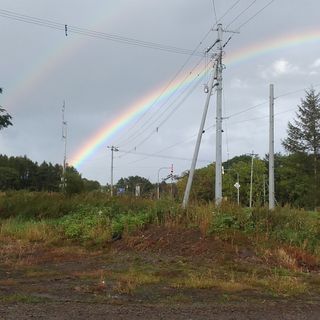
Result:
[70, 29, 320, 168]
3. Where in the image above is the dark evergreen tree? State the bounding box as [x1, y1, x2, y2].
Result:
[282, 89, 320, 208]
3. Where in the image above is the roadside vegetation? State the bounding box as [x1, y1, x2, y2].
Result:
[1, 191, 320, 300]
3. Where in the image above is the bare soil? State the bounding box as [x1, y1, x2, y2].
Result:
[1, 226, 320, 319]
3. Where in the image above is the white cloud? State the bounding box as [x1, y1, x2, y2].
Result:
[230, 78, 249, 89]
[272, 59, 300, 76]
[311, 58, 320, 68]
[259, 59, 300, 79]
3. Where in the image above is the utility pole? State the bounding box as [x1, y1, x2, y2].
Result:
[108, 146, 118, 196]
[170, 164, 174, 198]
[61, 101, 67, 192]
[263, 174, 266, 206]
[215, 24, 223, 206]
[269, 84, 275, 210]
[236, 173, 240, 206]
[182, 24, 238, 208]
[249, 151, 256, 208]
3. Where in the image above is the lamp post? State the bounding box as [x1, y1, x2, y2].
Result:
[157, 167, 170, 200]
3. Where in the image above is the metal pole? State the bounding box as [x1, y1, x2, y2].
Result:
[110, 147, 114, 197]
[215, 23, 223, 206]
[108, 146, 118, 197]
[182, 63, 217, 208]
[249, 151, 254, 208]
[171, 164, 173, 198]
[269, 84, 275, 210]
[237, 173, 240, 206]
[263, 174, 266, 206]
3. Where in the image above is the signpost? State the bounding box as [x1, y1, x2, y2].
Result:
[234, 179, 240, 206]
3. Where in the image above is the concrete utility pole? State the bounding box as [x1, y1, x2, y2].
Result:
[182, 24, 238, 208]
[249, 151, 256, 208]
[269, 84, 275, 210]
[236, 173, 240, 206]
[170, 164, 174, 198]
[182, 62, 218, 208]
[215, 24, 224, 205]
[108, 146, 118, 196]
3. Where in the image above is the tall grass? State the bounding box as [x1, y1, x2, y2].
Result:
[0, 192, 320, 254]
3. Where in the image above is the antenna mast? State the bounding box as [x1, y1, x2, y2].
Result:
[62, 101, 68, 191]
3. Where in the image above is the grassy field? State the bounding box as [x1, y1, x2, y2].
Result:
[1, 191, 320, 307]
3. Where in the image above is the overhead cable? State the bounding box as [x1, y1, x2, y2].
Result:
[0, 8, 203, 56]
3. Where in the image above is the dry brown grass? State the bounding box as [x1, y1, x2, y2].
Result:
[0, 279, 17, 286]
[171, 271, 251, 292]
[113, 269, 160, 294]
[249, 273, 308, 297]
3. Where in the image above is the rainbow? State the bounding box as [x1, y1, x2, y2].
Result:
[224, 29, 320, 66]
[70, 28, 320, 169]
[70, 67, 207, 168]
[3, 3, 123, 110]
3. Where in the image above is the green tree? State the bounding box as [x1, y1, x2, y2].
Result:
[65, 167, 84, 195]
[0, 88, 12, 130]
[282, 89, 320, 208]
[223, 157, 266, 206]
[0, 167, 19, 190]
[116, 176, 153, 197]
[83, 178, 101, 192]
[274, 153, 316, 208]
[177, 164, 215, 202]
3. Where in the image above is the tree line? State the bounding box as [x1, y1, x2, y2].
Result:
[1, 84, 319, 207]
[0, 155, 100, 194]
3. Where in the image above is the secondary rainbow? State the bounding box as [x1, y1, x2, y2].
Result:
[3, 3, 124, 110]
[69, 28, 320, 168]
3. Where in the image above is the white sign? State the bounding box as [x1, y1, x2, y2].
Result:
[234, 182, 240, 189]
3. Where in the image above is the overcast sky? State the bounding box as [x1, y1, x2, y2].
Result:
[0, 0, 319, 184]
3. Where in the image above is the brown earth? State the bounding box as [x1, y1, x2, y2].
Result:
[1, 226, 320, 319]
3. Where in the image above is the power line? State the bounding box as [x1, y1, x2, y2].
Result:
[212, 0, 242, 28]
[116, 82, 319, 167]
[227, 101, 269, 118]
[117, 149, 211, 163]
[275, 83, 320, 99]
[211, 0, 218, 25]
[227, 83, 320, 119]
[123, 124, 216, 165]
[117, 59, 209, 149]
[0, 8, 204, 57]
[112, 0, 245, 147]
[113, 29, 213, 146]
[129, 76, 206, 151]
[228, 106, 299, 127]
[235, 0, 275, 30]
[225, 0, 258, 29]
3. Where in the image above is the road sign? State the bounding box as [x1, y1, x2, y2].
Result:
[234, 182, 240, 189]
